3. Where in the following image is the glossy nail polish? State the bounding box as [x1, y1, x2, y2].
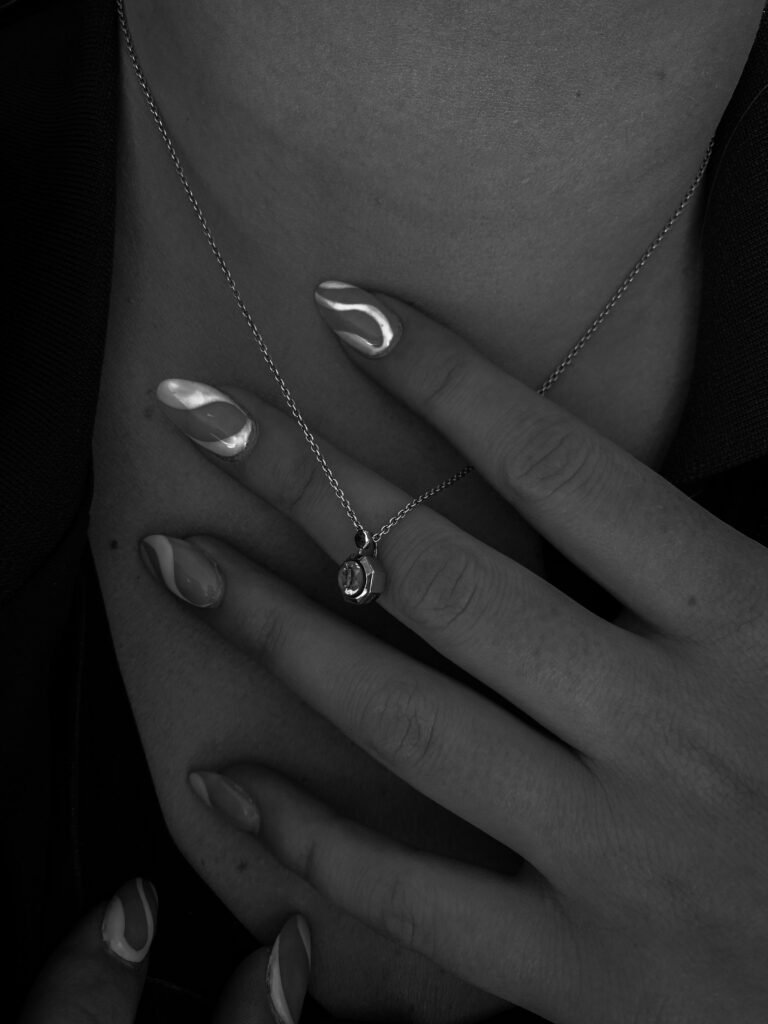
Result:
[267, 915, 312, 1024]
[314, 281, 402, 358]
[101, 878, 158, 965]
[188, 771, 261, 831]
[139, 535, 224, 608]
[156, 379, 255, 457]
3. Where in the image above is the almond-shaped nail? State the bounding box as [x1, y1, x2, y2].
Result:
[267, 915, 312, 1024]
[101, 878, 158, 965]
[188, 771, 260, 831]
[314, 281, 402, 358]
[139, 534, 224, 608]
[156, 379, 255, 457]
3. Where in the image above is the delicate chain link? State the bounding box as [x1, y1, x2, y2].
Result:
[116, 0, 713, 548]
[536, 138, 714, 397]
[373, 465, 475, 541]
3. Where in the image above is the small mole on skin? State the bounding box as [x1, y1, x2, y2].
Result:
[655, 68, 667, 82]
[575, 89, 582, 98]
[110, 539, 119, 550]
[236, 859, 249, 874]
[687, 595, 697, 607]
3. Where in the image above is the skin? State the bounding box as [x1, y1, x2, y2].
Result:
[90, 2, 766, 1020]
[18, 882, 311, 1024]
[139, 290, 768, 1021]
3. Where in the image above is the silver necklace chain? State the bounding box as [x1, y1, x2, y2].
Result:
[116, 0, 713, 549]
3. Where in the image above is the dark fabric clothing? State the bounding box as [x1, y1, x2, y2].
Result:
[1, 0, 767, 1020]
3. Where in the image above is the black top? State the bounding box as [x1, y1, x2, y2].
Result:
[2, 1, 767, 1020]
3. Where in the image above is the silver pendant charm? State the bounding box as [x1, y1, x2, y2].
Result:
[338, 529, 386, 605]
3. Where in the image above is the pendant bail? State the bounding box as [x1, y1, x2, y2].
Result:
[354, 527, 377, 557]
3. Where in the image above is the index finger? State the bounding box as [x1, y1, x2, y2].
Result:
[316, 282, 768, 641]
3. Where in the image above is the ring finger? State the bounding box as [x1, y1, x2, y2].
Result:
[156, 378, 652, 753]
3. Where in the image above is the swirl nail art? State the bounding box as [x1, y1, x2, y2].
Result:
[267, 915, 312, 1024]
[314, 281, 402, 358]
[101, 878, 158, 965]
[156, 379, 255, 457]
[140, 534, 224, 608]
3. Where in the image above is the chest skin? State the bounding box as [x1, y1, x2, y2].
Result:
[90, 3, 765, 1019]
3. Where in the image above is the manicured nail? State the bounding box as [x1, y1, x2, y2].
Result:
[156, 379, 255, 457]
[188, 771, 260, 831]
[139, 535, 224, 608]
[101, 878, 158, 965]
[267, 915, 312, 1024]
[314, 281, 402, 358]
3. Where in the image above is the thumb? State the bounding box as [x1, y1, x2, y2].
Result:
[17, 877, 158, 1024]
[213, 914, 312, 1024]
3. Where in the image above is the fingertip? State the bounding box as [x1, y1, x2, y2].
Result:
[18, 881, 156, 1024]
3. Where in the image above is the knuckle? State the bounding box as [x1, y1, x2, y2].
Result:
[419, 352, 473, 412]
[728, 577, 768, 646]
[673, 726, 761, 810]
[247, 603, 288, 672]
[293, 804, 345, 890]
[269, 447, 320, 517]
[642, 686, 763, 815]
[297, 828, 325, 889]
[356, 678, 441, 775]
[707, 562, 768, 654]
[368, 869, 434, 957]
[394, 536, 487, 635]
[504, 416, 604, 505]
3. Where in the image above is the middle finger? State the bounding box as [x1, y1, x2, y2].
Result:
[156, 377, 653, 753]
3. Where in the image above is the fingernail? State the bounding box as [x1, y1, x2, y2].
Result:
[101, 878, 158, 965]
[267, 915, 312, 1024]
[314, 281, 402, 358]
[188, 771, 261, 831]
[139, 534, 224, 608]
[156, 379, 256, 457]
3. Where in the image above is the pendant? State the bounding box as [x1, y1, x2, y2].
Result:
[338, 529, 386, 605]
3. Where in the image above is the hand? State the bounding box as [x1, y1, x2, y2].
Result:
[17, 878, 313, 1024]
[140, 283, 768, 1023]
